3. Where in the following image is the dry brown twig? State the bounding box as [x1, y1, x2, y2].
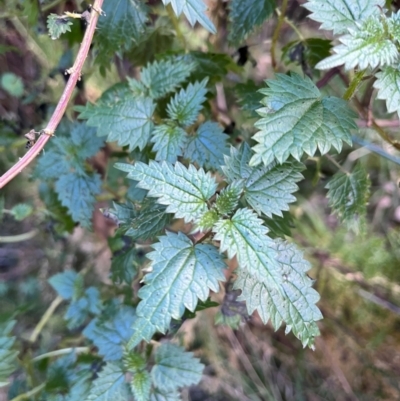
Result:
[0, 0, 104, 189]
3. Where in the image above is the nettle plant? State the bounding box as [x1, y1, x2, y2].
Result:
[2, 0, 399, 399]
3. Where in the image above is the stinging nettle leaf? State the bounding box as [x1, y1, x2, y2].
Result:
[234, 240, 322, 348]
[183, 121, 229, 171]
[228, 0, 275, 44]
[223, 144, 304, 217]
[80, 97, 155, 152]
[131, 370, 151, 401]
[135, 57, 197, 99]
[326, 162, 370, 232]
[213, 208, 281, 287]
[303, 0, 384, 34]
[85, 363, 129, 401]
[47, 14, 73, 40]
[128, 232, 226, 347]
[150, 388, 181, 401]
[95, 0, 148, 65]
[125, 200, 171, 241]
[151, 343, 204, 392]
[373, 65, 400, 117]
[250, 73, 356, 166]
[0, 320, 18, 388]
[162, 0, 216, 34]
[55, 172, 102, 228]
[83, 306, 136, 361]
[48, 270, 79, 300]
[115, 161, 218, 223]
[316, 14, 400, 71]
[167, 79, 208, 127]
[151, 124, 188, 163]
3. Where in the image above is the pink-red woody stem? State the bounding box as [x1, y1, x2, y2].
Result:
[0, 0, 104, 189]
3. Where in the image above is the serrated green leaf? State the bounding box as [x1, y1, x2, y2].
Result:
[150, 388, 181, 401]
[79, 97, 155, 151]
[83, 306, 136, 361]
[0, 320, 18, 387]
[303, 0, 384, 34]
[10, 203, 33, 221]
[235, 81, 264, 118]
[223, 144, 304, 217]
[35, 139, 72, 180]
[234, 240, 322, 348]
[151, 124, 188, 163]
[95, 0, 148, 65]
[167, 79, 208, 127]
[132, 57, 197, 99]
[373, 65, 400, 117]
[85, 363, 129, 401]
[47, 14, 73, 40]
[131, 370, 151, 401]
[263, 211, 294, 239]
[125, 200, 171, 241]
[151, 344, 204, 391]
[197, 209, 219, 231]
[228, 0, 275, 44]
[183, 51, 235, 84]
[55, 172, 101, 228]
[65, 287, 101, 329]
[326, 163, 370, 232]
[183, 122, 229, 170]
[128, 232, 226, 347]
[213, 208, 281, 287]
[316, 13, 400, 70]
[250, 73, 356, 166]
[49, 270, 78, 300]
[162, 0, 216, 33]
[115, 161, 218, 223]
[215, 181, 244, 216]
[110, 247, 138, 284]
[70, 123, 104, 160]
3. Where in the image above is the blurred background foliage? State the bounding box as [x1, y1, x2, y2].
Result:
[1, 0, 400, 400]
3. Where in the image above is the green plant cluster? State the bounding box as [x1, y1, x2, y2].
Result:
[2, 0, 398, 400]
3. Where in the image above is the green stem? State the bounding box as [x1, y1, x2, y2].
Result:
[271, 0, 289, 71]
[29, 296, 63, 343]
[166, 4, 186, 48]
[32, 347, 90, 362]
[324, 154, 349, 174]
[9, 383, 46, 401]
[276, 9, 305, 41]
[0, 229, 38, 243]
[343, 69, 366, 101]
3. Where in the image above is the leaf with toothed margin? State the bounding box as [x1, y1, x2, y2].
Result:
[128, 232, 226, 348]
[151, 344, 204, 391]
[79, 97, 155, 152]
[115, 161, 218, 223]
[250, 73, 356, 166]
[223, 144, 304, 218]
[167, 79, 208, 127]
[161, 0, 216, 33]
[183, 122, 229, 171]
[213, 208, 281, 287]
[151, 124, 188, 163]
[234, 239, 322, 349]
[374, 65, 400, 117]
[303, 0, 384, 34]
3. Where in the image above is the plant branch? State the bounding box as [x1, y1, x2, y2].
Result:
[9, 383, 46, 401]
[29, 296, 63, 343]
[271, 0, 289, 71]
[0, 229, 38, 243]
[32, 347, 90, 362]
[0, 0, 104, 189]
